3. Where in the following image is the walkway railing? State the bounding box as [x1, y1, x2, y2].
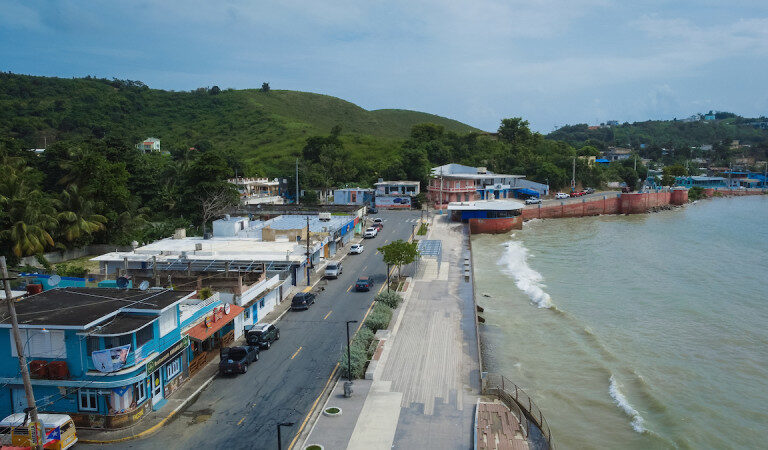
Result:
[482, 373, 553, 449]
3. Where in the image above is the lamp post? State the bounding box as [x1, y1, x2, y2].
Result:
[387, 264, 391, 292]
[345, 320, 358, 382]
[277, 421, 295, 450]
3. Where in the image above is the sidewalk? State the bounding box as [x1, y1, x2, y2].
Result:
[303, 212, 481, 449]
[80, 239, 360, 444]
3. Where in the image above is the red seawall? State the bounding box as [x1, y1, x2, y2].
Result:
[522, 190, 690, 222]
[469, 216, 523, 233]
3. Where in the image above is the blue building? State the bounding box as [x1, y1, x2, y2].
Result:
[333, 188, 374, 206]
[674, 176, 728, 188]
[0, 287, 228, 430]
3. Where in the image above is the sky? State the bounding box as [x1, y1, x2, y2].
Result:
[1, 0, 767, 132]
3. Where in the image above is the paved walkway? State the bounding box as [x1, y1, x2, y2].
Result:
[304, 212, 481, 449]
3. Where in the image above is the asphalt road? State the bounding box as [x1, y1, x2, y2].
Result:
[527, 190, 620, 208]
[93, 210, 421, 450]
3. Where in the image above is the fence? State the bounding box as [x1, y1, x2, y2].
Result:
[482, 373, 553, 449]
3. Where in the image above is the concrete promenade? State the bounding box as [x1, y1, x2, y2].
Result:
[304, 212, 481, 449]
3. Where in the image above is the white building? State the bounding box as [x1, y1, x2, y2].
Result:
[136, 137, 161, 153]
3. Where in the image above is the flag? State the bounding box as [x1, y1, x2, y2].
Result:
[45, 426, 60, 443]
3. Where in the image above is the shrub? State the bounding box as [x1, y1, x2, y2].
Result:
[417, 222, 428, 235]
[364, 302, 393, 333]
[375, 291, 403, 309]
[199, 287, 213, 299]
[55, 263, 87, 278]
[35, 254, 53, 272]
[339, 326, 375, 379]
[688, 186, 705, 201]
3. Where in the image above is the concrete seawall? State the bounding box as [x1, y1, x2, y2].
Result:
[522, 190, 692, 221]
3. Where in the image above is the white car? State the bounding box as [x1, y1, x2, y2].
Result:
[349, 244, 364, 254]
[555, 192, 570, 199]
[524, 198, 542, 205]
[324, 262, 342, 278]
[364, 227, 378, 238]
[373, 218, 383, 224]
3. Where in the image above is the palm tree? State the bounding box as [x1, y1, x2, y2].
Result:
[55, 186, 107, 244]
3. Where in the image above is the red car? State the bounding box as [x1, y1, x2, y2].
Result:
[571, 191, 584, 197]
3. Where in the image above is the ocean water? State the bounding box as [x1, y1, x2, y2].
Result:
[473, 196, 768, 449]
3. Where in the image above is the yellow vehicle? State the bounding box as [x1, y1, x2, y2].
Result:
[0, 413, 78, 449]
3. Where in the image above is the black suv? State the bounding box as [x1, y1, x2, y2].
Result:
[244, 323, 280, 349]
[219, 346, 259, 375]
[291, 292, 316, 310]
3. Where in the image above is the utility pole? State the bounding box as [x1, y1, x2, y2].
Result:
[295, 158, 299, 206]
[1, 257, 43, 450]
[305, 215, 311, 286]
[439, 166, 444, 210]
[571, 157, 576, 192]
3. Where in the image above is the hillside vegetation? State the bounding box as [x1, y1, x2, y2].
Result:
[0, 73, 479, 175]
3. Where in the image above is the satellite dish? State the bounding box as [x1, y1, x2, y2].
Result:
[139, 281, 150, 291]
[47, 275, 61, 287]
[116, 277, 130, 289]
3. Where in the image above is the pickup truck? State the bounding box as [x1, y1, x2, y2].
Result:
[219, 346, 259, 375]
[244, 323, 280, 349]
[355, 276, 374, 292]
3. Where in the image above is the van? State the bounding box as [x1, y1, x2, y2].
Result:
[0, 413, 77, 449]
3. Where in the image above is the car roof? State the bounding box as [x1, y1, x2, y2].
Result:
[357, 276, 372, 281]
[249, 323, 270, 332]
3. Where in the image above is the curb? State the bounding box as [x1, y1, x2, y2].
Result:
[79, 374, 217, 444]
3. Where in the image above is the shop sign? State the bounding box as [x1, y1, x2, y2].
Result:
[28, 421, 42, 446]
[146, 335, 189, 374]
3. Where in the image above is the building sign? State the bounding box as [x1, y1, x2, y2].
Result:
[28, 421, 42, 446]
[91, 344, 131, 373]
[376, 196, 411, 208]
[146, 335, 189, 374]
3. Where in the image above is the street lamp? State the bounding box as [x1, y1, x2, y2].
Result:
[345, 320, 358, 382]
[386, 264, 391, 292]
[277, 421, 295, 450]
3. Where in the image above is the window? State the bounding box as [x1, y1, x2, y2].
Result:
[78, 389, 98, 411]
[86, 336, 101, 354]
[259, 299, 265, 309]
[244, 308, 251, 320]
[133, 378, 148, 405]
[10, 329, 66, 358]
[159, 309, 178, 337]
[165, 356, 182, 380]
[136, 324, 154, 349]
[106, 334, 132, 349]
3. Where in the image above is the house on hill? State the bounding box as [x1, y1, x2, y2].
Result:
[136, 137, 161, 153]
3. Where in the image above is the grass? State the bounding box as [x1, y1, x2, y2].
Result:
[417, 222, 428, 235]
[52, 255, 100, 273]
[324, 407, 340, 414]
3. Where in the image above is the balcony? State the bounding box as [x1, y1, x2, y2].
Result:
[427, 185, 476, 193]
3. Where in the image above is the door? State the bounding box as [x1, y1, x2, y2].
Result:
[150, 370, 163, 406]
[11, 387, 26, 413]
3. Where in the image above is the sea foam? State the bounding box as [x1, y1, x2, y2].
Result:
[497, 240, 552, 308]
[609, 375, 646, 433]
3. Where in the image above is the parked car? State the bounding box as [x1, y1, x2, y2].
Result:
[349, 244, 364, 254]
[373, 218, 383, 224]
[555, 192, 570, 199]
[325, 262, 343, 278]
[355, 276, 374, 291]
[524, 197, 542, 205]
[219, 346, 259, 375]
[570, 191, 584, 197]
[291, 291, 316, 310]
[621, 186, 632, 193]
[364, 227, 378, 238]
[372, 223, 383, 231]
[368, 207, 378, 214]
[584, 187, 595, 194]
[244, 323, 280, 349]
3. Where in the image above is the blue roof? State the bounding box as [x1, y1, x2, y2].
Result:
[517, 188, 539, 197]
[596, 159, 610, 163]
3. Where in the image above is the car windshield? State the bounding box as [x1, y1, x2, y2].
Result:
[327, 264, 337, 270]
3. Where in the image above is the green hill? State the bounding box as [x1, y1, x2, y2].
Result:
[0, 73, 480, 175]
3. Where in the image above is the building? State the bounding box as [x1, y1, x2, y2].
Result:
[333, 188, 374, 206]
[602, 147, 632, 162]
[700, 144, 713, 152]
[704, 114, 716, 121]
[428, 164, 546, 208]
[595, 158, 610, 166]
[374, 180, 420, 209]
[674, 176, 728, 188]
[447, 200, 525, 233]
[136, 137, 161, 153]
[0, 287, 233, 430]
[228, 177, 284, 205]
[606, 120, 619, 126]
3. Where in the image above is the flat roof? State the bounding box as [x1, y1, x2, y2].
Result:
[374, 180, 420, 185]
[447, 200, 525, 211]
[87, 314, 156, 336]
[0, 287, 192, 329]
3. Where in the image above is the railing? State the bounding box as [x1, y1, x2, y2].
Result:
[482, 373, 553, 449]
[179, 293, 220, 323]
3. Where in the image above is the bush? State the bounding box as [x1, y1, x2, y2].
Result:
[417, 222, 428, 235]
[339, 326, 375, 379]
[199, 287, 213, 299]
[55, 263, 88, 278]
[364, 302, 393, 333]
[375, 291, 403, 309]
[688, 186, 705, 201]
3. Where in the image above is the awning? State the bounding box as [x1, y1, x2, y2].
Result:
[185, 303, 245, 342]
[516, 188, 539, 197]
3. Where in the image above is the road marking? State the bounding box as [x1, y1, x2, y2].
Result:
[362, 265, 367, 271]
[291, 346, 303, 360]
[288, 363, 339, 450]
[384, 239, 389, 244]
[375, 250, 379, 255]
[237, 417, 246, 426]
[346, 284, 353, 293]
[323, 310, 332, 320]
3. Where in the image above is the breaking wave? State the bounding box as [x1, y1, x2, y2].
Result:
[497, 240, 552, 308]
[609, 374, 646, 433]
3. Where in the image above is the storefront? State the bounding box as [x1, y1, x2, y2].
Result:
[185, 303, 244, 376]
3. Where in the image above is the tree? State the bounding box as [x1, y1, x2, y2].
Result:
[378, 239, 419, 280]
[662, 164, 687, 186]
[210, 85, 221, 95]
[200, 187, 238, 236]
[55, 186, 107, 248]
[261, 82, 270, 93]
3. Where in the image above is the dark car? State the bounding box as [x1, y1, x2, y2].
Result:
[244, 323, 280, 349]
[219, 346, 259, 375]
[369, 207, 378, 214]
[355, 276, 374, 292]
[584, 187, 595, 194]
[621, 186, 632, 193]
[372, 222, 383, 231]
[291, 291, 316, 310]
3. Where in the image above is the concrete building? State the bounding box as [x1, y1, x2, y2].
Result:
[136, 137, 161, 153]
[0, 287, 232, 430]
[603, 147, 632, 162]
[674, 176, 728, 188]
[428, 164, 546, 208]
[374, 180, 420, 209]
[228, 177, 284, 205]
[333, 188, 374, 206]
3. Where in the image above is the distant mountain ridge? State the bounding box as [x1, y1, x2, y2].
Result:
[0, 72, 480, 175]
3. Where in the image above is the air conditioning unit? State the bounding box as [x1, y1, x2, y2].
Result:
[318, 212, 331, 221]
[195, 243, 203, 251]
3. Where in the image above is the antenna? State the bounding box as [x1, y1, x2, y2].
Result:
[116, 277, 130, 289]
[139, 281, 150, 291]
[47, 275, 61, 287]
